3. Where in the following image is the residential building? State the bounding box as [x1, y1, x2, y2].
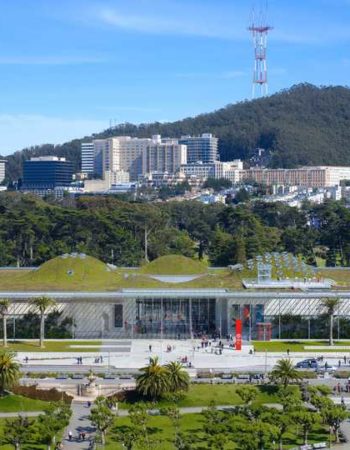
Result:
[22, 157, 73, 191]
[240, 166, 350, 188]
[142, 143, 187, 175]
[0, 159, 6, 183]
[179, 133, 218, 163]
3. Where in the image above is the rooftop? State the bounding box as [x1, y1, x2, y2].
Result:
[0, 253, 347, 292]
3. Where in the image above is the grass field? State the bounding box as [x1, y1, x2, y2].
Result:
[253, 340, 350, 352]
[0, 394, 48, 412]
[105, 413, 330, 450]
[0, 340, 102, 352]
[118, 384, 280, 410]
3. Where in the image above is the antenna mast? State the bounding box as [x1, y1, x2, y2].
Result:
[248, 1, 273, 98]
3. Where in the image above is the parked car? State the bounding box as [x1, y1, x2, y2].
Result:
[295, 359, 318, 369]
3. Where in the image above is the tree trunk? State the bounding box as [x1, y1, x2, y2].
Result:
[330, 314, 334, 346]
[335, 426, 340, 443]
[101, 431, 105, 445]
[304, 429, 308, 445]
[3, 315, 7, 347]
[144, 228, 149, 262]
[279, 438, 283, 450]
[40, 313, 45, 348]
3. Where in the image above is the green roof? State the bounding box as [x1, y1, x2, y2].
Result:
[140, 255, 208, 275]
[0, 253, 345, 292]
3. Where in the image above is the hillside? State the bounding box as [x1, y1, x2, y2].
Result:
[3, 83, 350, 181]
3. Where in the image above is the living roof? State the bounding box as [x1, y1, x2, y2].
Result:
[140, 255, 208, 275]
[0, 253, 346, 292]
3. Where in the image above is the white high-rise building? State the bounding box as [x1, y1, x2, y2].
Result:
[0, 160, 6, 183]
[142, 143, 187, 175]
[81, 143, 95, 175]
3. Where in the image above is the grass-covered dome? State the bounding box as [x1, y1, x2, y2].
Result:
[28, 254, 111, 285]
[140, 255, 208, 275]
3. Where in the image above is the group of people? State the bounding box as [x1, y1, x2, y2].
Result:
[76, 356, 84, 365]
[68, 430, 87, 442]
[94, 355, 104, 363]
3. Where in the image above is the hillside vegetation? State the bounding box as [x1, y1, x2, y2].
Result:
[3, 84, 350, 181]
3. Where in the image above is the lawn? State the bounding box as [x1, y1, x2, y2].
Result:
[0, 394, 48, 412]
[253, 340, 350, 352]
[0, 340, 102, 352]
[105, 412, 330, 450]
[118, 384, 280, 409]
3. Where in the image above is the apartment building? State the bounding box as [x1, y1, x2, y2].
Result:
[240, 166, 350, 188]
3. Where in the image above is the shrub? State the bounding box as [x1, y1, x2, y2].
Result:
[12, 385, 73, 404]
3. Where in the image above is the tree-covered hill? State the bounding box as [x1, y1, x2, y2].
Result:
[3, 83, 350, 181]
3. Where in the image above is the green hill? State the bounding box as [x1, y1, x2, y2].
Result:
[4, 83, 350, 181]
[140, 255, 208, 275]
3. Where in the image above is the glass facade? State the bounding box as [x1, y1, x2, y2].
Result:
[23, 160, 73, 189]
[134, 298, 216, 338]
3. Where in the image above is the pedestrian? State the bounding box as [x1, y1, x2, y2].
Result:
[87, 401, 91, 408]
[68, 430, 73, 441]
[344, 355, 347, 364]
[81, 356, 83, 365]
[100, 355, 103, 363]
[339, 360, 342, 367]
[82, 432, 86, 440]
[149, 344, 152, 352]
[287, 348, 290, 356]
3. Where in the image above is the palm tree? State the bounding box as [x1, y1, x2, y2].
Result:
[136, 356, 170, 400]
[320, 297, 340, 346]
[0, 350, 20, 395]
[165, 361, 190, 393]
[270, 359, 301, 388]
[29, 296, 56, 348]
[0, 299, 10, 348]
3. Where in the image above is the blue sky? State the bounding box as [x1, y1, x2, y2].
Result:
[1, 0, 350, 154]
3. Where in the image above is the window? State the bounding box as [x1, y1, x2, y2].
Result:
[114, 304, 123, 328]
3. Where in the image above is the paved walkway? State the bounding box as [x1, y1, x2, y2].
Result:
[0, 411, 43, 417]
[63, 400, 95, 449]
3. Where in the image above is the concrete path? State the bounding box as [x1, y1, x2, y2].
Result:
[116, 403, 282, 417]
[63, 400, 95, 449]
[0, 411, 43, 418]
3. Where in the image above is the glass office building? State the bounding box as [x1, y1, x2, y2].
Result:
[23, 156, 73, 190]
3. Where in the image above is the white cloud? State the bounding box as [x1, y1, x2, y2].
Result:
[96, 7, 245, 40]
[0, 115, 106, 155]
[90, 3, 350, 45]
[0, 55, 106, 65]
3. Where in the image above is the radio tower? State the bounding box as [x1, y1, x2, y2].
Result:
[248, 1, 273, 98]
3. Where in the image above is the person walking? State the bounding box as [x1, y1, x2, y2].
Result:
[68, 430, 73, 441]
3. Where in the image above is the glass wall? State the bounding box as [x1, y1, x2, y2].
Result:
[134, 298, 216, 338]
